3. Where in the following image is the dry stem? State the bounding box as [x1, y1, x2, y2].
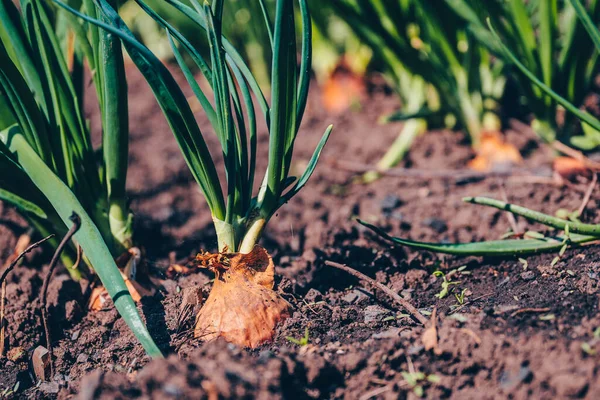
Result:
[41, 213, 80, 378]
[324, 260, 428, 325]
[0, 234, 53, 358]
[577, 173, 598, 217]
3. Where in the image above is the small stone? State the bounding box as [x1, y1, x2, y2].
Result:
[163, 384, 183, 396]
[304, 288, 323, 303]
[381, 195, 402, 215]
[258, 350, 274, 363]
[372, 328, 401, 339]
[6, 346, 26, 362]
[77, 353, 89, 364]
[341, 289, 370, 304]
[422, 218, 447, 233]
[363, 305, 389, 324]
[408, 345, 424, 355]
[552, 373, 588, 397]
[39, 382, 60, 394]
[499, 365, 532, 391]
[521, 271, 536, 281]
[71, 330, 81, 341]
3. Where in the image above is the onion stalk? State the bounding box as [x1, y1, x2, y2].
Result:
[0, 0, 161, 357]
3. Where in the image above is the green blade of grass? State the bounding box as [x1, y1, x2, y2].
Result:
[166, 32, 218, 129]
[0, 0, 47, 110]
[464, 196, 600, 236]
[358, 219, 596, 256]
[258, 0, 273, 48]
[538, 0, 557, 90]
[0, 44, 54, 165]
[1, 124, 162, 358]
[227, 54, 257, 208]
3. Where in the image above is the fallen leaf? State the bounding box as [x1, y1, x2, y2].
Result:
[32, 346, 50, 381]
[422, 308, 441, 355]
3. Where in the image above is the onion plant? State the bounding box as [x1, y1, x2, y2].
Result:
[360, 0, 600, 259]
[120, 0, 273, 89]
[59, 0, 332, 347]
[0, 0, 161, 357]
[332, 0, 505, 180]
[447, 0, 600, 147]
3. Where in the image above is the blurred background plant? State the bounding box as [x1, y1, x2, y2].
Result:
[448, 0, 600, 149]
[121, 0, 272, 89]
[329, 0, 514, 180]
[359, 0, 600, 263]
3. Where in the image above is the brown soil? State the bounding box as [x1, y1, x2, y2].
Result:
[2, 68, 600, 399]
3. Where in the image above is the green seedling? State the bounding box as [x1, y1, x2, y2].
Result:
[401, 371, 441, 398]
[286, 327, 310, 346]
[432, 271, 461, 300]
[383, 313, 411, 322]
[454, 288, 468, 305]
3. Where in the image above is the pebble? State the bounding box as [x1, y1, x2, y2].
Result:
[520, 271, 536, 281]
[552, 373, 588, 397]
[381, 195, 402, 215]
[408, 345, 424, 355]
[39, 382, 60, 394]
[363, 305, 389, 324]
[422, 218, 448, 233]
[499, 365, 532, 391]
[77, 353, 89, 364]
[341, 289, 370, 304]
[163, 384, 183, 397]
[372, 328, 401, 339]
[304, 288, 323, 303]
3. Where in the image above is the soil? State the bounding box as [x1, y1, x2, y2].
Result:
[2, 67, 600, 399]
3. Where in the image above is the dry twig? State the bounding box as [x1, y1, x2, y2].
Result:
[0, 234, 53, 358]
[448, 293, 493, 315]
[577, 173, 598, 217]
[509, 307, 551, 318]
[41, 213, 80, 378]
[324, 260, 428, 325]
[330, 159, 537, 180]
[500, 183, 520, 234]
